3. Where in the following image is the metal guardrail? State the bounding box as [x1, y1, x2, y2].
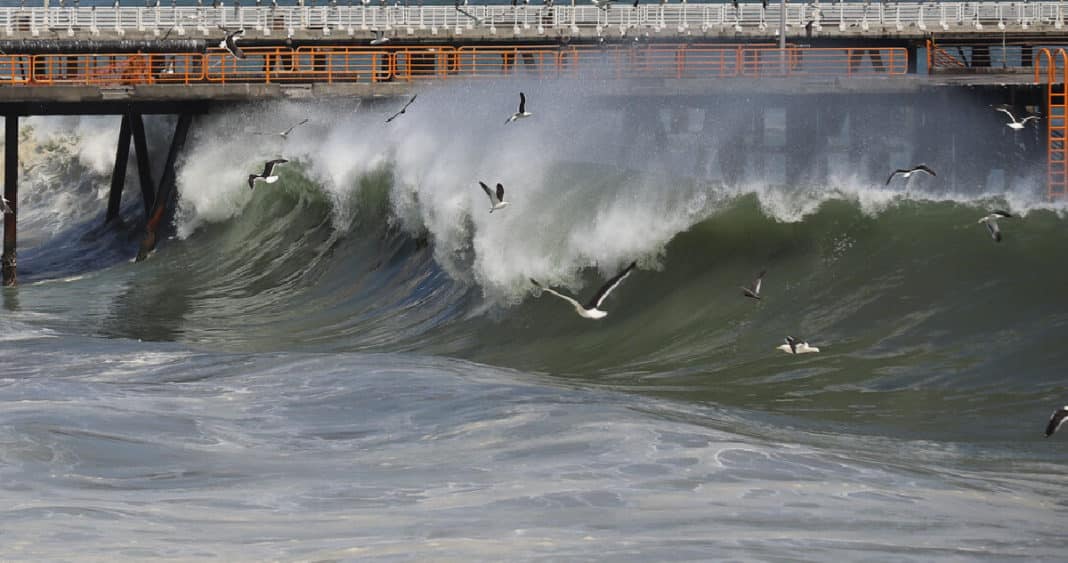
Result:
[2, 3, 1068, 38]
[10, 44, 907, 85]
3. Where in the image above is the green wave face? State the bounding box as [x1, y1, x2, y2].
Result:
[7, 89, 1067, 444]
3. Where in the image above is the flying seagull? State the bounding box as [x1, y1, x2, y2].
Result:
[386, 95, 418, 123]
[455, 3, 484, 23]
[478, 181, 509, 213]
[370, 29, 390, 45]
[978, 210, 1013, 243]
[886, 164, 936, 186]
[0, 196, 12, 215]
[995, 107, 1040, 130]
[777, 336, 820, 355]
[254, 118, 308, 139]
[742, 270, 766, 300]
[248, 159, 288, 190]
[1046, 406, 1068, 437]
[218, 27, 246, 60]
[506, 92, 532, 124]
[530, 261, 638, 320]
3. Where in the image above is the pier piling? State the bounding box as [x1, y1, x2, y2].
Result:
[130, 114, 156, 216]
[106, 114, 132, 224]
[2, 115, 17, 286]
[137, 114, 192, 262]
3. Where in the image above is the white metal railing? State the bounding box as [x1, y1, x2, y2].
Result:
[2, 3, 1068, 38]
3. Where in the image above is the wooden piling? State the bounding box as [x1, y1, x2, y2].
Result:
[137, 114, 192, 262]
[106, 114, 132, 224]
[2, 114, 17, 286]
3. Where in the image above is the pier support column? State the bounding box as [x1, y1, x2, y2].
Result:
[2, 115, 17, 286]
[907, 44, 918, 74]
[106, 114, 132, 224]
[130, 113, 156, 216]
[137, 114, 192, 262]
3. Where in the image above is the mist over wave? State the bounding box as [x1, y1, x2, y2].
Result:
[169, 81, 1062, 304]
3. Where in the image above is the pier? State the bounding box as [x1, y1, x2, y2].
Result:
[1, 2, 1068, 285]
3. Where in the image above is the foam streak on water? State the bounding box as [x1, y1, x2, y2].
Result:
[1, 336, 1065, 560]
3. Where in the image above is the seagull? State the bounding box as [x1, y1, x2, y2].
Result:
[886, 164, 936, 186]
[506, 92, 532, 123]
[478, 181, 509, 213]
[218, 27, 246, 60]
[454, 3, 484, 23]
[996, 107, 1040, 130]
[385, 94, 418, 123]
[978, 210, 1012, 243]
[777, 336, 820, 355]
[254, 118, 308, 139]
[370, 29, 390, 45]
[530, 261, 638, 320]
[742, 270, 766, 300]
[592, 0, 612, 9]
[247, 159, 288, 190]
[0, 196, 12, 215]
[1046, 405, 1068, 437]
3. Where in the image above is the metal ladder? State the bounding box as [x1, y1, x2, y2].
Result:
[1039, 49, 1068, 198]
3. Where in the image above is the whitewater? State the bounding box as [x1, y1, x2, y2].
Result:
[1, 80, 1067, 560]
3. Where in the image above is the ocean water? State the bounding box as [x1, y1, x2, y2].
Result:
[2, 80, 1068, 560]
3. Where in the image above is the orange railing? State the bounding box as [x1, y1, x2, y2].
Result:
[0, 45, 909, 87]
[30, 52, 203, 85]
[741, 47, 908, 77]
[0, 55, 31, 85]
[454, 45, 570, 79]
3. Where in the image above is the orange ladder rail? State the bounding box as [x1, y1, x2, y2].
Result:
[1037, 48, 1068, 199]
